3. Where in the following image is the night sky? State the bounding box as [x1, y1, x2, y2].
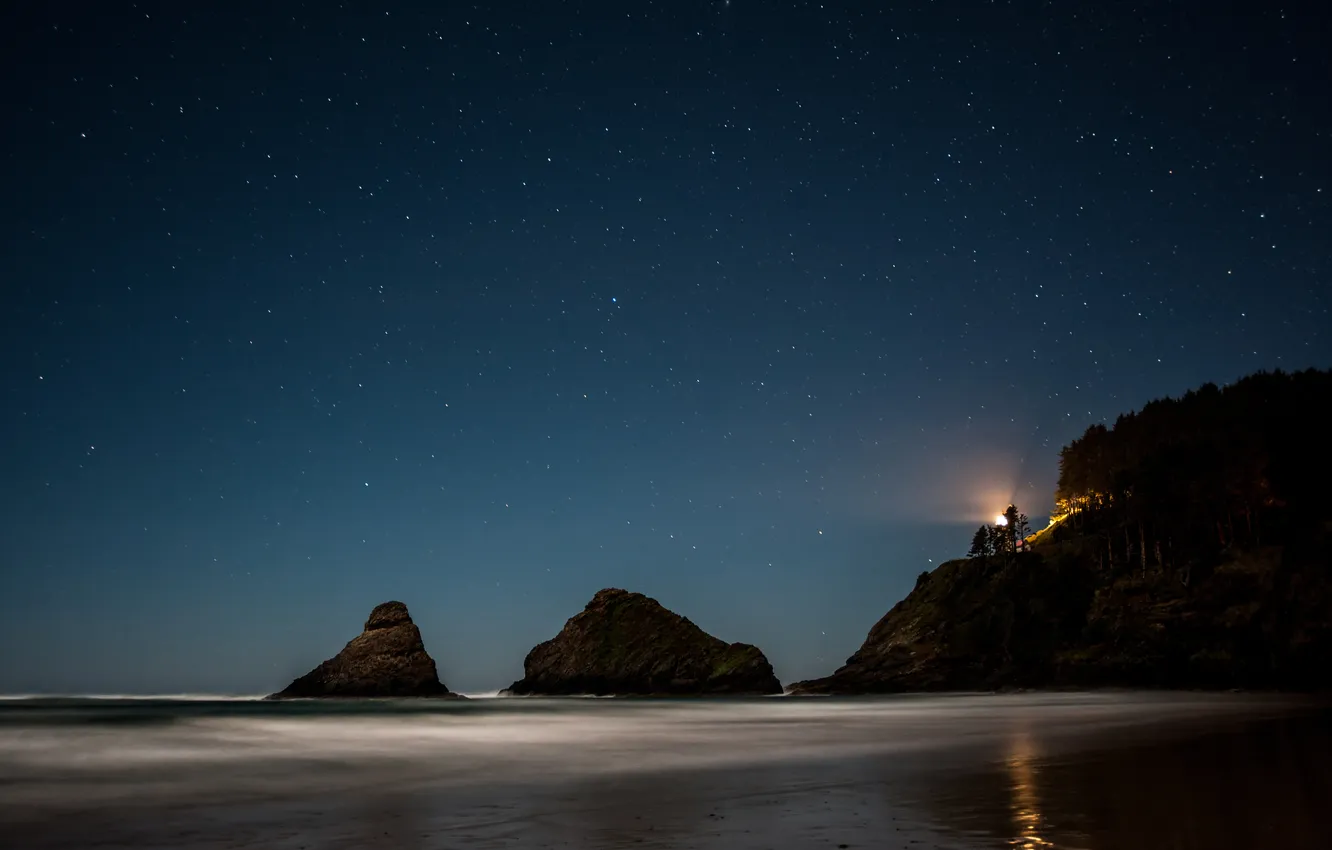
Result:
[2, 2, 1328, 695]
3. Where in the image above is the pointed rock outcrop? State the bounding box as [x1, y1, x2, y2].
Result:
[504, 588, 782, 696]
[269, 601, 460, 699]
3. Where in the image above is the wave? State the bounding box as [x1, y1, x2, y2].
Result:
[0, 692, 1322, 847]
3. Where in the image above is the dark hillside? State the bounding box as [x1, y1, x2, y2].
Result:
[793, 369, 1332, 694]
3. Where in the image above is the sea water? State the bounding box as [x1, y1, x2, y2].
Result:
[0, 692, 1327, 848]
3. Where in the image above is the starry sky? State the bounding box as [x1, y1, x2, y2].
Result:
[2, 1, 1328, 695]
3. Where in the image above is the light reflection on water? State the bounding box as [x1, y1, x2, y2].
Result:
[0, 692, 1326, 849]
[1005, 731, 1055, 849]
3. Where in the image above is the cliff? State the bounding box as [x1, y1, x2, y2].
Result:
[791, 535, 1331, 694]
[504, 588, 783, 696]
[793, 369, 1332, 694]
[269, 601, 460, 699]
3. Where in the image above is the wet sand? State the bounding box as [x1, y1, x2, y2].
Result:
[1, 692, 1327, 849]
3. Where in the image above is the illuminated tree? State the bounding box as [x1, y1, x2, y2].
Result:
[1012, 510, 1032, 547]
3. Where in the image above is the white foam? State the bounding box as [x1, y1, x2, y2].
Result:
[0, 691, 1308, 818]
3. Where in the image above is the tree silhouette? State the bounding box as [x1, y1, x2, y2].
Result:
[1012, 511, 1032, 547]
[1046, 368, 1332, 574]
[968, 525, 992, 557]
[1001, 505, 1020, 551]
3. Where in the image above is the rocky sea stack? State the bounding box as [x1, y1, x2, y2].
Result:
[269, 601, 459, 699]
[505, 588, 783, 696]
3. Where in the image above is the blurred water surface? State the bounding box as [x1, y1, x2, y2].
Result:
[0, 691, 1326, 848]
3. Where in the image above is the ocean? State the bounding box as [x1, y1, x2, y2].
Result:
[0, 691, 1327, 848]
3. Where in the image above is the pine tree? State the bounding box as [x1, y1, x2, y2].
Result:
[968, 525, 991, 557]
[1013, 511, 1032, 550]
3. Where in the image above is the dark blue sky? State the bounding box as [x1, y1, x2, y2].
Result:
[2, 1, 1328, 694]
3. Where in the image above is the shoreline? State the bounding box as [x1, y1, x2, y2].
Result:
[2, 692, 1325, 849]
[2, 683, 1327, 702]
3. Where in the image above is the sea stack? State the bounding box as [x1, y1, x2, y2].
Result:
[269, 601, 460, 699]
[504, 588, 783, 696]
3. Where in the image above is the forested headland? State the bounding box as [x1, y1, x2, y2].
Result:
[793, 368, 1332, 694]
[1048, 368, 1332, 576]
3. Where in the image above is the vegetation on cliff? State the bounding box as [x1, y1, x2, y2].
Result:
[1051, 368, 1332, 571]
[793, 369, 1332, 693]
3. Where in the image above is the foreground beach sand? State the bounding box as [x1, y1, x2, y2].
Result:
[1, 693, 1327, 848]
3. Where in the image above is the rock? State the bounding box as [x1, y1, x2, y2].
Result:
[504, 588, 783, 696]
[790, 541, 1332, 695]
[787, 558, 991, 695]
[269, 601, 460, 699]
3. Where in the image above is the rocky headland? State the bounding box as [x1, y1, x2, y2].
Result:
[789, 540, 1331, 694]
[793, 369, 1332, 695]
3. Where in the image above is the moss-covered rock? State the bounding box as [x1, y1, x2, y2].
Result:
[504, 589, 782, 696]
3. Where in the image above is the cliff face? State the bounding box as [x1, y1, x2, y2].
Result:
[794, 370, 1332, 695]
[505, 588, 783, 696]
[791, 533, 1332, 694]
[270, 601, 459, 699]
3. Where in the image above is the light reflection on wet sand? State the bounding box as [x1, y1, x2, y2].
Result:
[0, 693, 1327, 849]
[1004, 731, 1051, 848]
[919, 707, 1331, 849]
